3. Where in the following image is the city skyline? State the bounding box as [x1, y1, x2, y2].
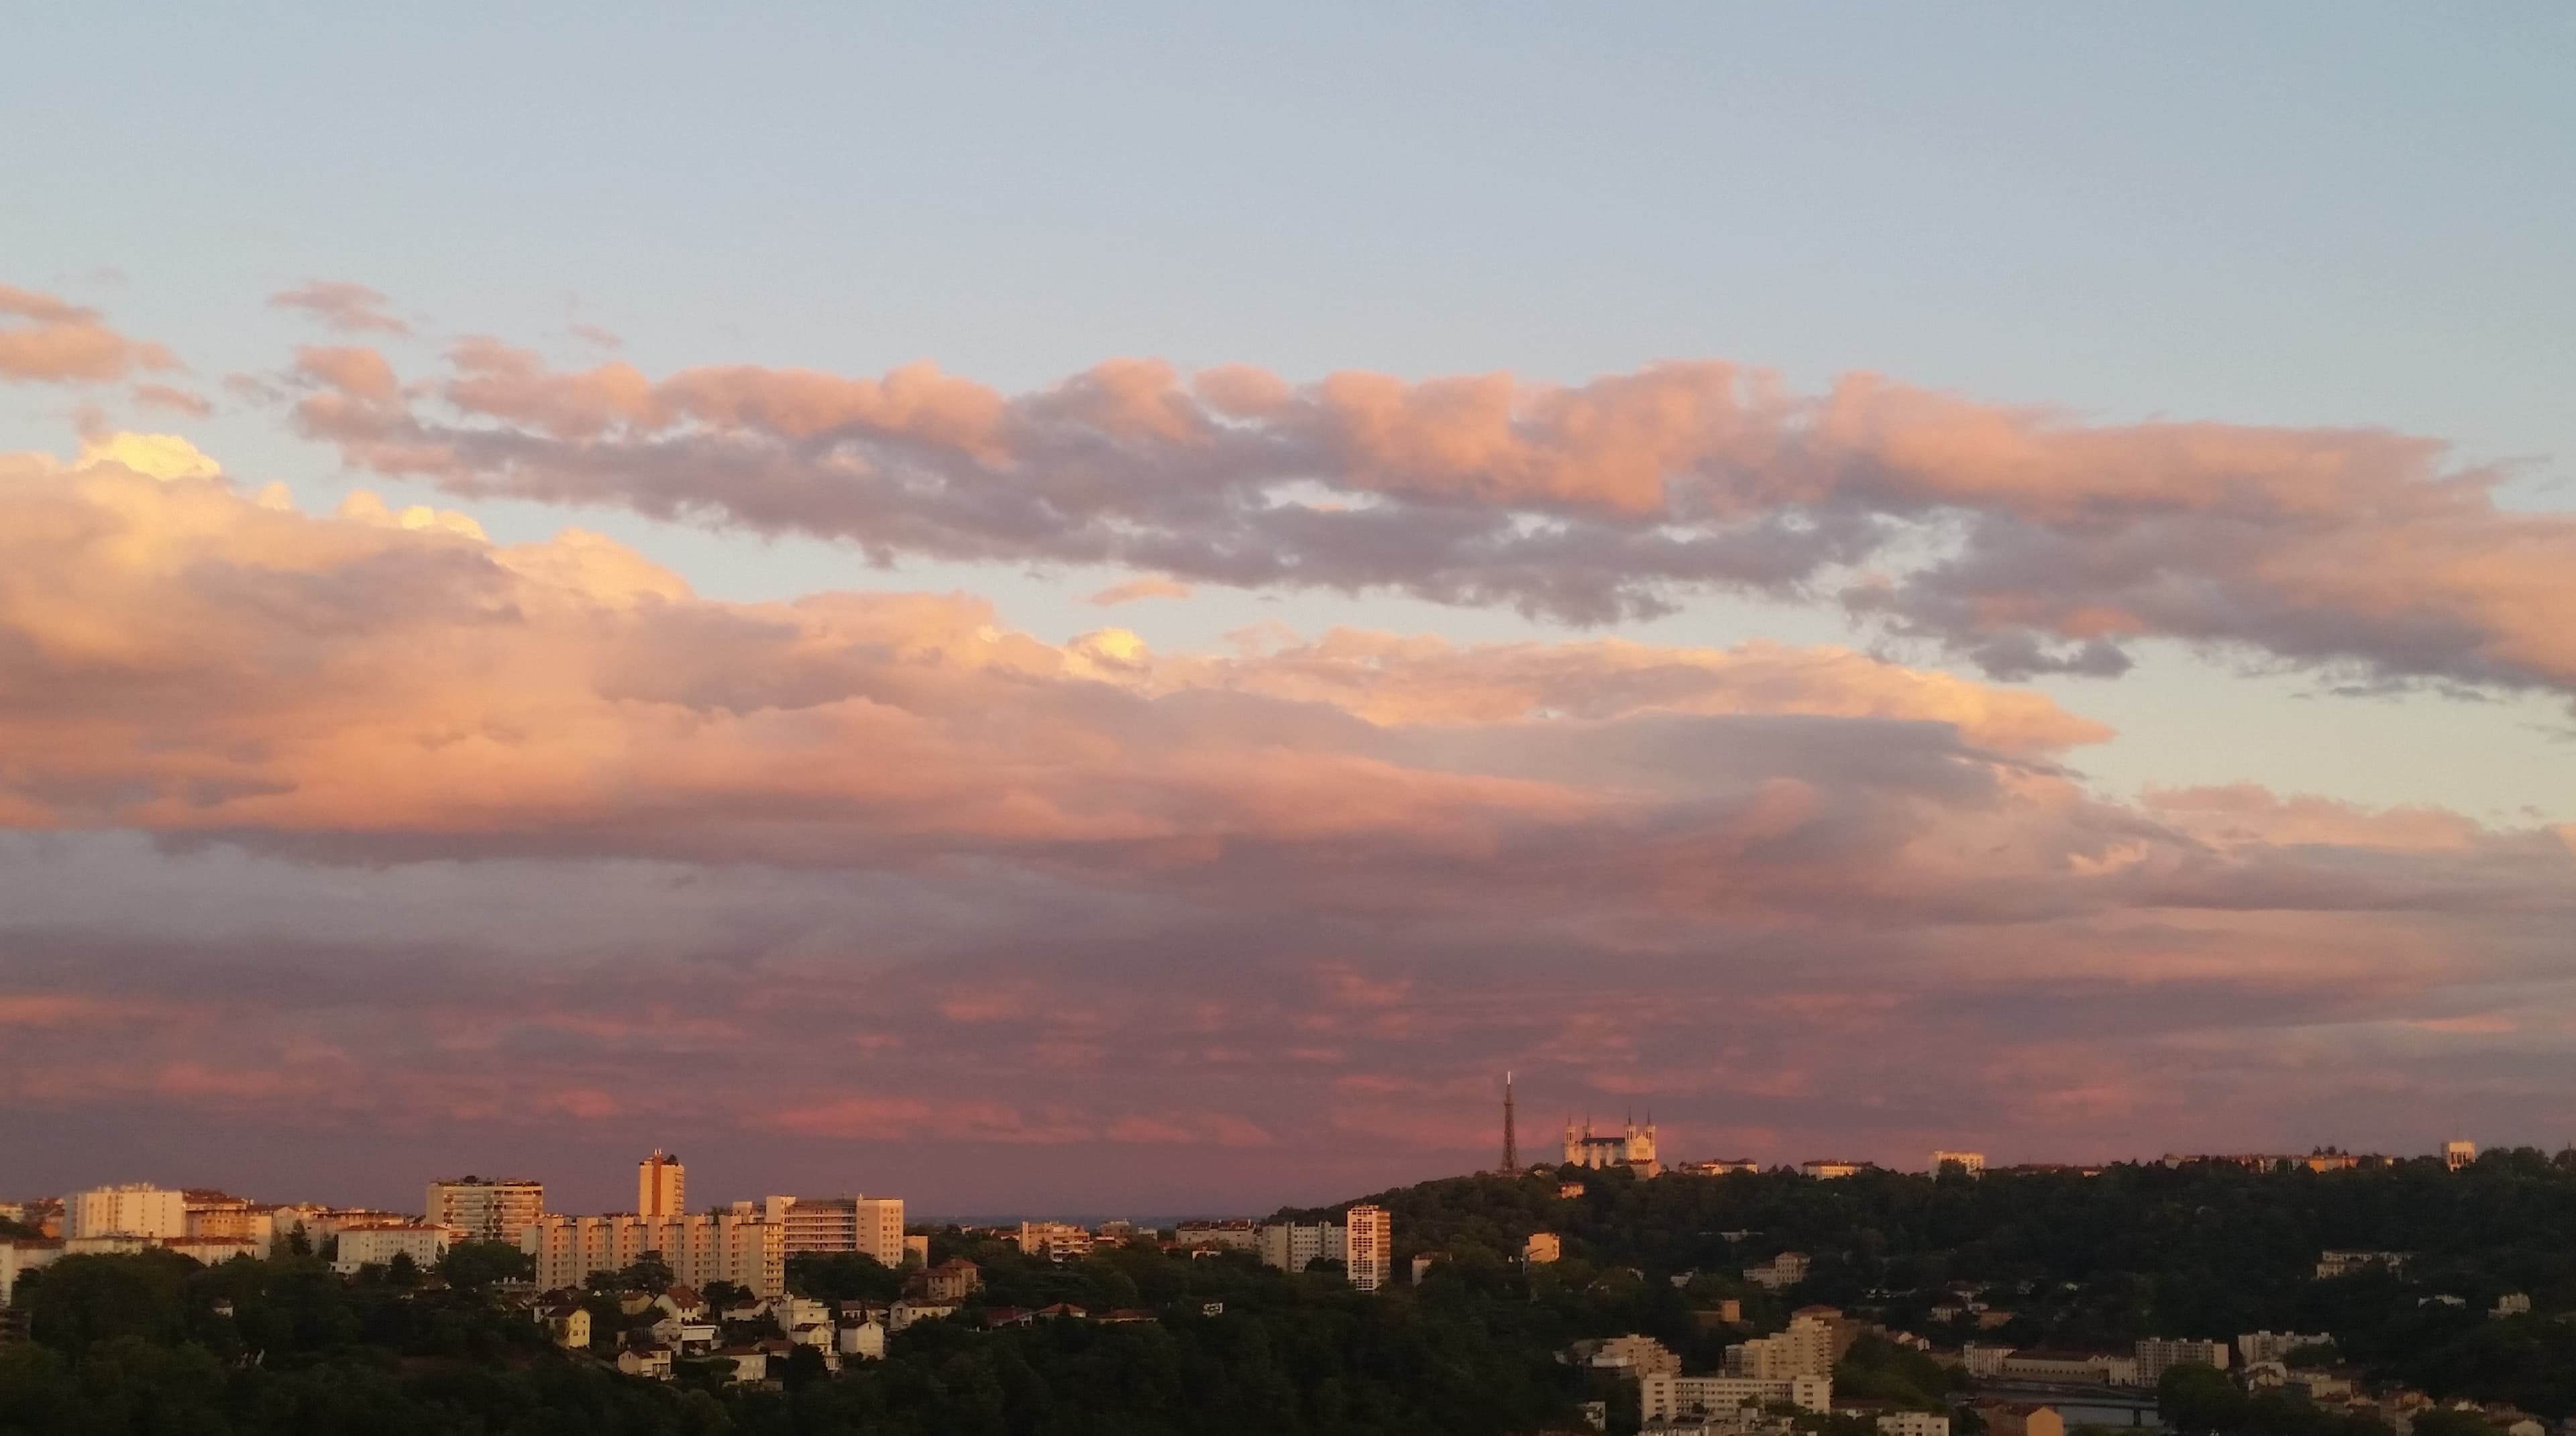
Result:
[3, 5, 2574, 1215]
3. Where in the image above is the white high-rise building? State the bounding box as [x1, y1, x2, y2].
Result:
[1345, 1205, 1391, 1292]
[763, 1195, 905, 1264]
[67, 1184, 188, 1240]
[427, 1178, 545, 1245]
[639, 1151, 686, 1217]
[1930, 1150, 1986, 1176]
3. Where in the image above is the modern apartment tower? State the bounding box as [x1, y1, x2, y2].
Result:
[639, 1150, 685, 1218]
[425, 1177, 545, 1244]
[1345, 1204, 1392, 1292]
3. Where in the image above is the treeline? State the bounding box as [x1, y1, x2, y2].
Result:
[0, 1235, 1603, 1435]
[11, 1152, 2576, 1431]
[1287, 1152, 2576, 1414]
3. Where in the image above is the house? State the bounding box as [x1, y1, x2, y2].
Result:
[720, 1299, 766, 1324]
[649, 1318, 718, 1356]
[539, 1302, 591, 1349]
[1745, 1251, 1810, 1289]
[922, 1258, 981, 1302]
[616, 1343, 674, 1380]
[982, 1306, 1034, 1327]
[839, 1317, 888, 1361]
[1037, 1302, 1089, 1320]
[714, 1345, 767, 1384]
[1568, 1334, 1682, 1378]
[656, 1285, 706, 1320]
[890, 1299, 959, 1331]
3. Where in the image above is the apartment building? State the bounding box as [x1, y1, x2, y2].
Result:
[427, 1178, 545, 1246]
[66, 1183, 187, 1239]
[763, 1195, 905, 1264]
[1345, 1205, 1391, 1293]
[521, 1212, 786, 1297]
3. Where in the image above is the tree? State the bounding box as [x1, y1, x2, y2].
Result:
[786, 1252, 900, 1303]
[2158, 1362, 2249, 1435]
[702, 1280, 750, 1309]
[620, 1252, 676, 1294]
[437, 1239, 534, 1290]
[27, 1253, 192, 1354]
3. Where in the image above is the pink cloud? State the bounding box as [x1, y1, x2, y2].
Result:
[276, 338, 2576, 700]
[0, 284, 178, 384]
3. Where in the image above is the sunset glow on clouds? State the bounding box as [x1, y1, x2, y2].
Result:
[2, 276, 2573, 1214]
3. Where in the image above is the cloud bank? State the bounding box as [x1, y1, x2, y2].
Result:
[281, 339, 2576, 697]
[0, 437, 2569, 1207]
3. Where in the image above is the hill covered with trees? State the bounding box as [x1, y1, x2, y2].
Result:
[6, 1152, 2576, 1433]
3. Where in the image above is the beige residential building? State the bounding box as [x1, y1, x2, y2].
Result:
[1724, 1311, 1839, 1380]
[1639, 1372, 1830, 1419]
[1523, 1231, 1562, 1265]
[639, 1151, 686, 1218]
[1799, 1160, 1870, 1179]
[1, 1239, 63, 1302]
[332, 1222, 451, 1274]
[1584, 1334, 1683, 1378]
[1017, 1221, 1094, 1261]
[922, 1258, 981, 1301]
[1877, 1414, 1950, 1436]
[67, 1183, 188, 1239]
[521, 1212, 786, 1297]
[763, 1195, 904, 1264]
[1345, 1205, 1391, 1292]
[427, 1178, 546, 1246]
[1743, 1250, 1809, 1288]
[1930, 1151, 1986, 1176]
[182, 1191, 260, 1240]
[2443, 1140, 2477, 1172]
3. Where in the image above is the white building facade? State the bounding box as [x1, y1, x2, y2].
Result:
[521, 1212, 786, 1297]
[67, 1184, 188, 1239]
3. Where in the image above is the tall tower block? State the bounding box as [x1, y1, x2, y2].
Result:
[639, 1149, 686, 1217]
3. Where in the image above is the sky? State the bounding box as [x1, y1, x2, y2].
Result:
[2, 2, 2573, 1217]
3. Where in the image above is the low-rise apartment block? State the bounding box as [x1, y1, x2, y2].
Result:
[1640, 1372, 1832, 1419]
[521, 1212, 786, 1297]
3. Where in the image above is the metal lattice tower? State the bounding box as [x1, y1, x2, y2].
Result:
[1501, 1071, 1518, 1173]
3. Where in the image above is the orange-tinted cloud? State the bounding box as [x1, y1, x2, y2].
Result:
[0, 284, 178, 384]
[280, 341, 2576, 699]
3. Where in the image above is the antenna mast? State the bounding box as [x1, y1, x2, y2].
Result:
[1501, 1070, 1518, 1173]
